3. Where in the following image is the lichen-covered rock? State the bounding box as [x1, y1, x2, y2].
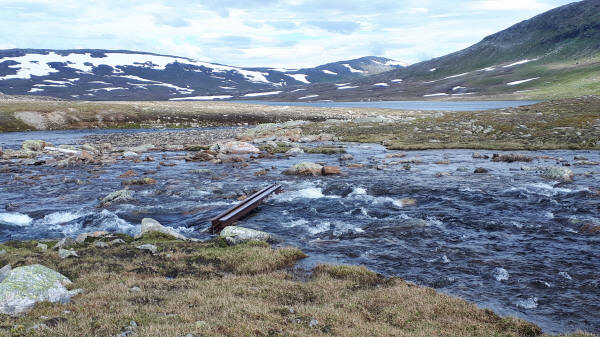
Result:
[135, 218, 186, 240]
[218, 141, 260, 154]
[0, 264, 82, 316]
[58, 248, 78, 259]
[285, 148, 304, 156]
[98, 189, 134, 208]
[540, 167, 574, 183]
[282, 162, 324, 176]
[220, 226, 271, 245]
[21, 140, 48, 152]
[136, 244, 158, 254]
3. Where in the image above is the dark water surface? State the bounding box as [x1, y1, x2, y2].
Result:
[233, 100, 541, 111]
[0, 130, 598, 334]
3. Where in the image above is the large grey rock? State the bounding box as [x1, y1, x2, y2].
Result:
[21, 140, 48, 152]
[58, 248, 78, 259]
[127, 144, 155, 153]
[135, 218, 186, 240]
[285, 148, 304, 156]
[98, 189, 134, 208]
[0, 265, 11, 283]
[0, 264, 82, 316]
[220, 226, 270, 245]
[540, 167, 574, 183]
[282, 162, 324, 176]
[122, 151, 139, 158]
[136, 244, 158, 254]
[218, 141, 260, 154]
[54, 237, 76, 250]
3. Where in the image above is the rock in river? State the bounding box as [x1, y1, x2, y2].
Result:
[98, 189, 134, 208]
[217, 141, 260, 155]
[0, 264, 82, 316]
[135, 218, 186, 240]
[283, 162, 324, 176]
[220, 226, 271, 245]
[21, 140, 48, 152]
[540, 167, 574, 183]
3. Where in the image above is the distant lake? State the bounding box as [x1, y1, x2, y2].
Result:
[233, 100, 541, 111]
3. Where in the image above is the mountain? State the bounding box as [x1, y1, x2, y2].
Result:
[260, 0, 600, 101]
[0, 49, 405, 100]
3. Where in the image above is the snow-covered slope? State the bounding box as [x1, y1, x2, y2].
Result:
[0, 49, 406, 100]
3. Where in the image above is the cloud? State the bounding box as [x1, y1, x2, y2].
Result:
[468, 0, 554, 11]
[306, 21, 361, 34]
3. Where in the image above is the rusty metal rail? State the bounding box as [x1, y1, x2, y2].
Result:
[210, 184, 282, 233]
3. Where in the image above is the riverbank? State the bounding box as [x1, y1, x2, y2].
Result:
[1, 96, 599, 150]
[0, 231, 593, 337]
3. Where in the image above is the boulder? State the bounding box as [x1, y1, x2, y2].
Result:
[282, 162, 324, 176]
[220, 226, 270, 245]
[339, 154, 354, 161]
[58, 248, 78, 259]
[127, 144, 155, 153]
[322, 166, 342, 175]
[81, 144, 97, 152]
[98, 189, 134, 208]
[0, 265, 11, 282]
[136, 244, 158, 254]
[36, 243, 48, 251]
[0, 264, 82, 316]
[540, 167, 574, 183]
[21, 140, 48, 152]
[218, 141, 260, 154]
[135, 218, 186, 240]
[122, 151, 139, 158]
[285, 148, 304, 156]
[474, 168, 489, 174]
[54, 237, 76, 250]
[75, 231, 108, 244]
[472, 152, 489, 159]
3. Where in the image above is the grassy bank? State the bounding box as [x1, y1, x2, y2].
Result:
[0, 234, 592, 337]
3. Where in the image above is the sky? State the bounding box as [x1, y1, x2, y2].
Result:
[0, 0, 577, 68]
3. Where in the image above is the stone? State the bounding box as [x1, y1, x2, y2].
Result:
[540, 167, 574, 183]
[98, 189, 133, 208]
[54, 237, 76, 250]
[76, 231, 108, 244]
[220, 226, 271, 245]
[398, 198, 417, 207]
[128, 286, 142, 293]
[122, 178, 157, 185]
[136, 244, 158, 254]
[474, 167, 489, 174]
[282, 162, 324, 176]
[0, 264, 82, 316]
[21, 140, 48, 152]
[122, 151, 139, 158]
[58, 248, 78, 259]
[339, 154, 353, 161]
[36, 243, 48, 251]
[285, 147, 304, 156]
[472, 152, 489, 159]
[93, 241, 109, 248]
[309, 319, 319, 328]
[127, 144, 155, 153]
[322, 166, 342, 175]
[118, 170, 137, 178]
[81, 144, 97, 152]
[109, 239, 126, 246]
[218, 141, 260, 154]
[574, 155, 588, 161]
[436, 172, 451, 177]
[0, 265, 11, 283]
[135, 218, 186, 240]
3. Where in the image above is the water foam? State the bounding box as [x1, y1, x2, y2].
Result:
[0, 212, 33, 227]
[41, 211, 84, 225]
[516, 297, 538, 309]
[493, 267, 510, 281]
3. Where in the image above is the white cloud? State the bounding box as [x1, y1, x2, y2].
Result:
[468, 0, 554, 11]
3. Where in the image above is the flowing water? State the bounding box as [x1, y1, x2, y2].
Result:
[0, 130, 599, 334]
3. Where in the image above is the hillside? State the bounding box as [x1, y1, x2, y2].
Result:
[0, 49, 404, 100]
[262, 0, 600, 101]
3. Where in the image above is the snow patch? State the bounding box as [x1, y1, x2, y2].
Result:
[373, 83, 389, 87]
[28, 88, 44, 93]
[322, 69, 337, 75]
[503, 59, 538, 68]
[424, 93, 449, 97]
[429, 68, 437, 72]
[342, 64, 364, 73]
[507, 78, 540, 86]
[286, 74, 310, 84]
[337, 86, 359, 90]
[243, 91, 282, 97]
[298, 95, 319, 100]
[169, 95, 232, 101]
[391, 79, 403, 83]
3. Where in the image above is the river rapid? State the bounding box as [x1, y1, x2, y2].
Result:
[0, 129, 599, 334]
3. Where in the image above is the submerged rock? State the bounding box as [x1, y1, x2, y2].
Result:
[220, 226, 270, 245]
[98, 189, 134, 208]
[539, 167, 574, 183]
[286, 147, 304, 156]
[0, 264, 82, 316]
[135, 218, 186, 240]
[474, 168, 489, 174]
[282, 162, 324, 176]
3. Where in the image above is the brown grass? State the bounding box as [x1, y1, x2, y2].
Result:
[0, 234, 594, 337]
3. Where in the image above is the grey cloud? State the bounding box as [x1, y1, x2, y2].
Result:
[306, 21, 361, 34]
